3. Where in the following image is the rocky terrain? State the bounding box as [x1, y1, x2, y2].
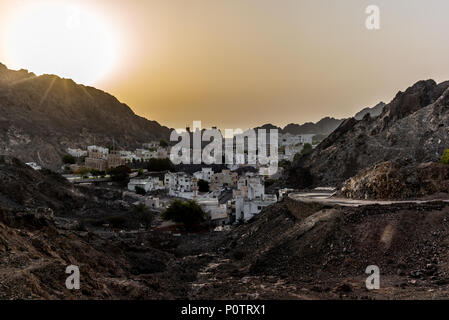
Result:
[2, 155, 449, 299]
[287, 79, 449, 188]
[354, 102, 386, 120]
[340, 160, 449, 200]
[190, 198, 449, 299]
[257, 117, 343, 136]
[0, 155, 229, 299]
[0, 63, 171, 170]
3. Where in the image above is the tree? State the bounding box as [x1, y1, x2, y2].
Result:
[74, 167, 90, 175]
[301, 143, 313, 156]
[161, 200, 206, 231]
[159, 139, 169, 148]
[90, 169, 105, 177]
[197, 179, 210, 192]
[132, 203, 153, 229]
[146, 158, 174, 172]
[62, 154, 76, 164]
[278, 159, 291, 169]
[107, 165, 131, 187]
[441, 149, 449, 165]
[135, 185, 146, 195]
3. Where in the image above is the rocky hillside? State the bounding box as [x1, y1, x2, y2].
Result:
[287, 79, 449, 188]
[354, 102, 386, 120]
[340, 160, 449, 200]
[256, 117, 343, 136]
[0, 63, 171, 169]
[187, 198, 449, 299]
[0, 155, 228, 299]
[282, 117, 343, 135]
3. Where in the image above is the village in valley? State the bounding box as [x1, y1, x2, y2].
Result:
[38, 130, 317, 230]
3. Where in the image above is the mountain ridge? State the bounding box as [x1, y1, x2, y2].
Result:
[0, 63, 171, 169]
[286, 79, 449, 188]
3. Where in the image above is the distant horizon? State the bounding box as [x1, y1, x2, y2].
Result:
[2, 61, 432, 134]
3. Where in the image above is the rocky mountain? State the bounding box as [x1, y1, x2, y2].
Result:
[282, 117, 343, 135]
[0, 63, 171, 169]
[287, 79, 449, 188]
[354, 101, 386, 120]
[256, 117, 343, 136]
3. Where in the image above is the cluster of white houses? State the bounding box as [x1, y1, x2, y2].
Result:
[67, 143, 170, 171]
[127, 167, 280, 226]
[67, 132, 313, 171]
[66, 132, 314, 225]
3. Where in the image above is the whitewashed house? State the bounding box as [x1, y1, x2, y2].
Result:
[197, 198, 229, 226]
[234, 194, 277, 222]
[193, 167, 214, 183]
[128, 177, 163, 192]
[87, 145, 109, 158]
[67, 148, 87, 158]
[232, 173, 277, 221]
[164, 172, 195, 198]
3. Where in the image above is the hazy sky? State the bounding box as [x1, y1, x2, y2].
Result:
[1, 0, 449, 130]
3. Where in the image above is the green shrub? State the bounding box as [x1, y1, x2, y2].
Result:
[132, 203, 153, 229]
[62, 154, 76, 164]
[441, 149, 449, 164]
[162, 200, 206, 231]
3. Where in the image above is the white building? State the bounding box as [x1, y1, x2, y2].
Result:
[128, 177, 163, 192]
[67, 148, 87, 158]
[232, 172, 277, 221]
[87, 145, 109, 158]
[234, 194, 277, 222]
[164, 172, 194, 197]
[193, 167, 214, 183]
[197, 198, 229, 226]
[233, 173, 265, 200]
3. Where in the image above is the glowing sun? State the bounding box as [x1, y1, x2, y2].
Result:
[3, 2, 118, 85]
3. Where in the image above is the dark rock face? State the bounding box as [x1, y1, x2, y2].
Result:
[288, 79, 449, 188]
[255, 117, 343, 136]
[0, 64, 171, 169]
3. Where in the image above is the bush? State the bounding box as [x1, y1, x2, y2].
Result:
[106, 215, 127, 229]
[90, 169, 105, 177]
[132, 203, 153, 229]
[441, 149, 449, 164]
[135, 185, 146, 195]
[161, 200, 206, 231]
[197, 179, 210, 192]
[146, 158, 174, 172]
[62, 154, 76, 164]
[301, 143, 313, 156]
[293, 143, 313, 161]
[74, 167, 90, 175]
[107, 165, 131, 187]
[159, 139, 169, 148]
